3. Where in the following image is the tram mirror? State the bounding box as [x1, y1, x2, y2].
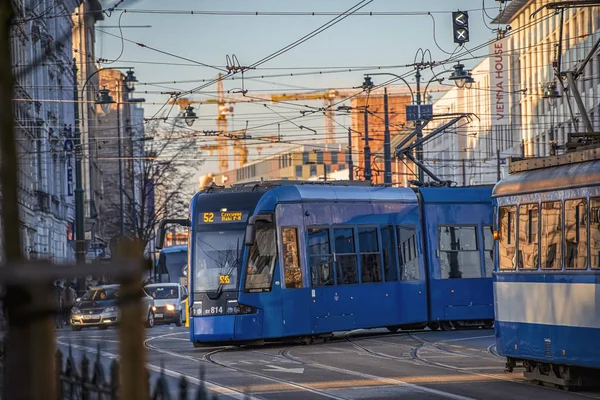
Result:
[245, 224, 256, 246]
[245, 214, 273, 246]
[156, 227, 166, 249]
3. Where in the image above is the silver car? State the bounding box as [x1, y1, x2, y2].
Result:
[144, 283, 188, 326]
[70, 284, 155, 331]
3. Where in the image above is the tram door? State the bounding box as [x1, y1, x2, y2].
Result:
[277, 204, 312, 337]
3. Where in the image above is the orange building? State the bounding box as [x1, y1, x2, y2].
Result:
[350, 91, 415, 185]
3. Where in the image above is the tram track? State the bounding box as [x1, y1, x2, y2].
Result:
[145, 334, 351, 400]
[144, 330, 600, 400]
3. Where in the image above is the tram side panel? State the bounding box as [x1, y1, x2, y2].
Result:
[419, 188, 494, 327]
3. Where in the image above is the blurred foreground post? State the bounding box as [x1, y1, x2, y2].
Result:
[117, 237, 148, 400]
[0, 2, 56, 399]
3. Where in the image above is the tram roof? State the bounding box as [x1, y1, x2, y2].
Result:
[493, 158, 600, 197]
[419, 186, 493, 204]
[269, 183, 418, 204]
[197, 181, 418, 204]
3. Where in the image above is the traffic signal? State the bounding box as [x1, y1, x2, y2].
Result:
[452, 11, 469, 44]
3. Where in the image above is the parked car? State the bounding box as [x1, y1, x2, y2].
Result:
[70, 284, 155, 331]
[144, 283, 188, 327]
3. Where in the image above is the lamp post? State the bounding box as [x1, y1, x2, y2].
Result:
[361, 76, 374, 183]
[366, 61, 475, 183]
[543, 80, 562, 155]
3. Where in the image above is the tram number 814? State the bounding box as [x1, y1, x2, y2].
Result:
[204, 306, 224, 315]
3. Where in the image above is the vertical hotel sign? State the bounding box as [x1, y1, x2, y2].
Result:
[63, 126, 74, 196]
[490, 38, 509, 126]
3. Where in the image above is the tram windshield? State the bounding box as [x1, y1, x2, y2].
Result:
[193, 230, 244, 292]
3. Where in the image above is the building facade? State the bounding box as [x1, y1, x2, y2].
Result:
[212, 144, 351, 186]
[10, 0, 88, 262]
[424, 1, 600, 186]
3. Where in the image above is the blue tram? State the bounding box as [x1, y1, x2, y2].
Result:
[493, 146, 600, 387]
[172, 181, 493, 345]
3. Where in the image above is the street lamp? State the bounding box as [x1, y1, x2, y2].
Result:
[124, 70, 138, 91]
[362, 76, 374, 92]
[542, 81, 561, 102]
[96, 87, 115, 115]
[183, 105, 198, 127]
[448, 62, 475, 89]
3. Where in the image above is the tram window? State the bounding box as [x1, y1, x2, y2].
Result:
[591, 198, 600, 269]
[358, 227, 382, 283]
[381, 226, 398, 282]
[282, 227, 303, 288]
[565, 199, 588, 269]
[307, 227, 334, 286]
[438, 226, 481, 279]
[333, 228, 358, 285]
[541, 201, 563, 270]
[518, 204, 539, 270]
[244, 225, 278, 291]
[483, 225, 494, 277]
[498, 206, 517, 270]
[396, 226, 419, 281]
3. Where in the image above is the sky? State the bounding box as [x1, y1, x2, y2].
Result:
[96, 0, 503, 179]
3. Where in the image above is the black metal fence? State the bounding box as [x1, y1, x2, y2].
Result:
[0, 341, 221, 400]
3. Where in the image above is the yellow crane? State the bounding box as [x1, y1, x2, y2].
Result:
[171, 83, 361, 176]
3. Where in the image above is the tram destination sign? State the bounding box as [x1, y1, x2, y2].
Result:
[201, 210, 249, 224]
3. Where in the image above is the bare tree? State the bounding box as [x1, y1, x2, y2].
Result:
[123, 117, 200, 253]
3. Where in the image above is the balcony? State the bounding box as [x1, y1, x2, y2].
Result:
[34, 190, 50, 213]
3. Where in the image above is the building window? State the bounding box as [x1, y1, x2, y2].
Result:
[518, 204, 539, 270]
[499, 206, 516, 270]
[564, 199, 588, 269]
[438, 226, 481, 279]
[295, 165, 303, 178]
[333, 227, 358, 284]
[307, 227, 334, 286]
[302, 152, 309, 164]
[309, 165, 317, 176]
[316, 151, 324, 164]
[397, 225, 419, 281]
[358, 227, 382, 283]
[331, 151, 338, 164]
[381, 226, 398, 281]
[591, 198, 600, 269]
[282, 227, 303, 288]
[541, 201, 562, 269]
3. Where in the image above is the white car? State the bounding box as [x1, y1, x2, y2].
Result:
[144, 283, 188, 326]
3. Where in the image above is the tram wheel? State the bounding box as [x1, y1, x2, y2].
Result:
[386, 326, 400, 333]
[427, 322, 440, 331]
[439, 321, 454, 331]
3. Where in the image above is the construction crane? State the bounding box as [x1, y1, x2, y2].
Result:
[270, 89, 356, 144]
[172, 81, 425, 176]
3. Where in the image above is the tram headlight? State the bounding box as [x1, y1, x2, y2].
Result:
[192, 301, 202, 316]
[235, 303, 257, 315]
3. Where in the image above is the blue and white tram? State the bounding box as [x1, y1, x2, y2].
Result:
[493, 147, 600, 387]
[173, 181, 493, 345]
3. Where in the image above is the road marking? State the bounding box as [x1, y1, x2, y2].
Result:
[57, 340, 256, 400]
[263, 365, 305, 374]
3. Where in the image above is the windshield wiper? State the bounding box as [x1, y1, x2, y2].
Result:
[216, 238, 241, 296]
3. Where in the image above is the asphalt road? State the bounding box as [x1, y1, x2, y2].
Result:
[57, 324, 600, 399]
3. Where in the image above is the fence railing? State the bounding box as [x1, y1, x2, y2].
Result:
[0, 341, 220, 400]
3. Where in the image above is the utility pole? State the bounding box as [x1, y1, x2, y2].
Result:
[496, 149, 501, 182]
[117, 84, 125, 236]
[73, 61, 86, 294]
[415, 66, 424, 182]
[347, 127, 353, 181]
[363, 108, 372, 183]
[383, 88, 392, 185]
